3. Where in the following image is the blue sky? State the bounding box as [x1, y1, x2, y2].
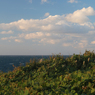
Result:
[0, 0, 95, 55]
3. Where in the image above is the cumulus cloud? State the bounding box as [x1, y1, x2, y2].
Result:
[65, 7, 95, 24]
[91, 41, 95, 44]
[39, 38, 60, 44]
[18, 32, 53, 44]
[80, 22, 94, 29]
[0, 6, 95, 50]
[62, 39, 88, 49]
[0, 30, 14, 34]
[1, 36, 16, 40]
[15, 39, 22, 43]
[18, 32, 51, 39]
[68, 0, 78, 3]
[1, 37, 8, 40]
[0, 7, 94, 32]
[0, 15, 66, 32]
[25, 32, 44, 39]
[78, 40, 88, 48]
[1, 36, 23, 43]
[62, 43, 72, 47]
[44, 12, 50, 17]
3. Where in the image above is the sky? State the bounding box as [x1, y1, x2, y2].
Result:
[0, 0, 95, 55]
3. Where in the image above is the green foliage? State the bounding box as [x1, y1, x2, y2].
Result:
[0, 50, 95, 94]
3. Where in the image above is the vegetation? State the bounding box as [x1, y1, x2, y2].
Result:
[0, 50, 95, 95]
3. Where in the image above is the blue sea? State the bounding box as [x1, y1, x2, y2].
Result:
[0, 55, 70, 73]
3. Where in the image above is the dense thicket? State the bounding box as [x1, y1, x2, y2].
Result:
[0, 50, 95, 95]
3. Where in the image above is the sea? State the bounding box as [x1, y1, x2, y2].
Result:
[0, 55, 70, 73]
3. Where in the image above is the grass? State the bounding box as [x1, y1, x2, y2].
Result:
[0, 50, 95, 95]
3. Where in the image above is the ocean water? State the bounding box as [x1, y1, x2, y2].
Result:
[0, 55, 70, 73]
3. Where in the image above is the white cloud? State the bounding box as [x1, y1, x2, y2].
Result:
[39, 38, 60, 44]
[19, 32, 51, 39]
[1, 36, 16, 40]
[0, 7, 94, 32]
[25, 32, 44, 39]
[1, 36, 22, 43]
[78, 40, 88, 48]
[62, 43, 72, 47]
[0, 30, 14, 34]
[65, 7, 95, 24]
[62, 39, 88, 49]
[68, 0, 78, 3]
[15, 39, 22, 43]
[80, 22, 94, 29]
[0, 15, 66, 31]
[1, 37, 8, 40]
[91, 41, 95, 44]
[41, 24, 54, 31]
[0, 6, 95, 51]
[45, 33, 51, 36]
[44, 12, 50, 17]
[18, 32, 62, 44]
